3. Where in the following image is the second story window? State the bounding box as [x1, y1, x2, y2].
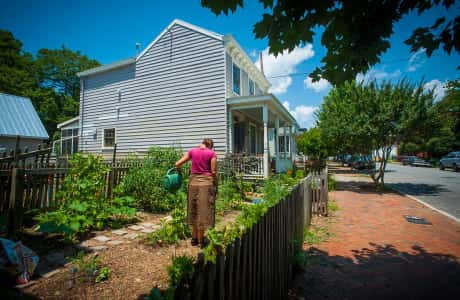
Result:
[249, 79, 255, 95]
[232, 63, 241, 95]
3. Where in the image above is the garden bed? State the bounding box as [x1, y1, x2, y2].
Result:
[15, 209, 241, 300]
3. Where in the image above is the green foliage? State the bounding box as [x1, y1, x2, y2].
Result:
[318, 80, 436, 186]
[167, 255, 195, 287]
[36, 154, 136, 241]
[201, 1, 458, 85]
[327, 174, 336, 191]
[145, 208, 190, 246]
[328, 201, 339, 213]
[295, 127, 328, 160]
[116, 147, 184, 212]
[70, 251, 109, 283]
[304, 225, 332, 245]
[0, 30, 99, 136]
[95, 267, 110, 283]
[203, 174, 303, 263]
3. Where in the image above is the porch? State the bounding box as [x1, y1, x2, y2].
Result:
[227, 94, 298, 179]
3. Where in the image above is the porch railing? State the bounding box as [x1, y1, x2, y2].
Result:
[219, 154, 264, 179]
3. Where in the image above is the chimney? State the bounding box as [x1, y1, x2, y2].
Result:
[259, 52, 264, 75]
[135, 43, 141, 57]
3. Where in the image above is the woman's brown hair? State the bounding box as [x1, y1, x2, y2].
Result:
[202, 138, 214, 149]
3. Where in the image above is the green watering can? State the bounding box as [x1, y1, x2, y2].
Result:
[163, 168, 183, 193]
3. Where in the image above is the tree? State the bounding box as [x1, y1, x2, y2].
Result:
[295, 127, 328, 160]
[0, 30, 37, 96]
[201, 0, 459, 85]
[35, 46, 99, 100]
[318, 80, 435, 187]
[0, 30, 100, 137]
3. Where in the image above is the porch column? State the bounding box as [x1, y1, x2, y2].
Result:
[283, 126, 287, 159]
[228, 109, 233, 153]
[290, 125, 295, 161]
[275, 117, 279, 171]
[263, 105, 269, 178]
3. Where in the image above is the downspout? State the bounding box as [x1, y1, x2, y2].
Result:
[80, 78, 84, 152]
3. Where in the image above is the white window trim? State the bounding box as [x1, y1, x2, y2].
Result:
[278, 135, 290, 153]
[102, 128, 116, 149]
[232, 62, 241, 96]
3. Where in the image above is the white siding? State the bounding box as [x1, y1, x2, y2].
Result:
[80, 24, 227, 155]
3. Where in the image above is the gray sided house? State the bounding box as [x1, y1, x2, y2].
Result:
[74, 19, 298, 178]
[0, 93, 49, 153]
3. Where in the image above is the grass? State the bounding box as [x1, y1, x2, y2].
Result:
[328, 174, 337, 191]
[328, 201, 339, 212]
[304, 224, 332, 245]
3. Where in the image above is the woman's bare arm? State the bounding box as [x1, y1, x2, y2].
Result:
[175, 152, 190, 168]
[210, 157, 217, 177]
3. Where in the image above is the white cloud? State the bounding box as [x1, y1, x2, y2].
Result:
[304, 76, 331, 92]
[255, 45, 315, 94]
[249, 49, 257, 59]
[407, 48, 426, 72]
[356, 67, 401, 83]
[424, 79, 446, 101]
[283, 101, 318, 128]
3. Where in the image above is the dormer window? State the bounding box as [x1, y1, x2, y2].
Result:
[249, 79, 255, 95]
[232, 63, 241, 95]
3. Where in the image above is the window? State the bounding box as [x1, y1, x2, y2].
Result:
[232, 63, 241, 95]
[60, 128, 79, 155]
[278, 135, 290, 153]
[103, 128, 115, 148]
[249, 79, 255, 95]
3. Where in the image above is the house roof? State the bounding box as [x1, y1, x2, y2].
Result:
[77, 58, 135, 78]
[57, 116, 79, 129]
[76, 19, 270, 90]
[0, 93, 49, 139]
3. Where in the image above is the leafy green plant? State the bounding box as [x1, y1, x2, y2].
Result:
[328, 201, 339, 212]
[146, 207, 190, 246]
[167, 255, 195, 287]
[70, 251, 109, 283]
[116, 147, 185, 212]
[36, 154, 136, 241]
[203, 173, 304, 263]
[96, 267, 110, 283]
[328, 174, 337, 191]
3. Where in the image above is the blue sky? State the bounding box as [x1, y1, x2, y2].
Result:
[1, 0, 459, 128]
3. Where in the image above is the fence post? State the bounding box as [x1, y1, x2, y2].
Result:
[108, 143, 117, 198]
[7, 167, 24, 236]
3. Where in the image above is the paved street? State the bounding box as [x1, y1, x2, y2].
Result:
[384, 163, 460, 220]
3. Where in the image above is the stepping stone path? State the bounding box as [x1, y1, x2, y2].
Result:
[29, 218, 164, 281]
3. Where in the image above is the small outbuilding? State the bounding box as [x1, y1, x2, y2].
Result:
[0, 93, 49, 153]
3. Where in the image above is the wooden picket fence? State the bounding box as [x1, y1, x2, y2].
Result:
[173, 168, 328, 300]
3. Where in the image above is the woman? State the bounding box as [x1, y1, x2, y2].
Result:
[175, 138, 217, 246]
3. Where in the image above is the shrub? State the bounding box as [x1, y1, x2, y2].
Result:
[70, 251, 110, 283]
[36, 154, 136, 241]
[116, 147, 185, 212]
[145, 207, 190, 246]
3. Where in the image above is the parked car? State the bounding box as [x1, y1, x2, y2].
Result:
[439, 151, 460, 171]
[402, 156, 432, 167]
[351, 155, 375, 170]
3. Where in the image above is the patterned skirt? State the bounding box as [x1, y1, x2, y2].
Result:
[187, 175, 217, 230]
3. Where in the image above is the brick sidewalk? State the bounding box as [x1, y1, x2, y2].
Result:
[290, 173, 460, 300]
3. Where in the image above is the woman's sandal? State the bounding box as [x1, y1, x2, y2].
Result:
[191, 238, 198, 246]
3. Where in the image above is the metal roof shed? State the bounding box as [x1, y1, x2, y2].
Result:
[0, 93, 49, 152]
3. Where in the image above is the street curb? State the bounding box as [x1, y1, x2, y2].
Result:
[388, 186, 460, 224]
